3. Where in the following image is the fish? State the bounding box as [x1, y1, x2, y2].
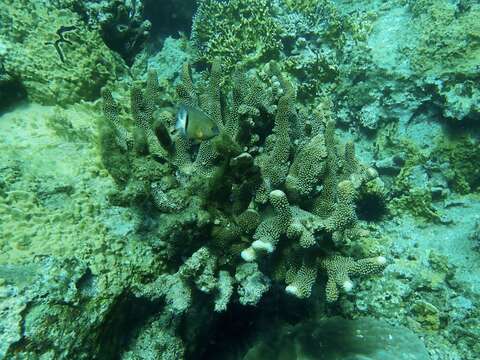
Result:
[175, 105, 220, 142]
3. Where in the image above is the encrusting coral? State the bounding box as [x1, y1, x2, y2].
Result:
[99, 57, 386, 313]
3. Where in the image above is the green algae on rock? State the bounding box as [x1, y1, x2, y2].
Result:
[0, 0, 127, 106]
[0, 101, 167, 359]
[407, 0, 480, 121]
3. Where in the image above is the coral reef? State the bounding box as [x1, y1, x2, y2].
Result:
[374, 120, 480, 223]
[0, 102, 166, 359]
[99, 58, 386, 314]
[131, 36, 192, 86]
[431, 135, 480, 194]
[123, 314, 186, 360]
[2, 0, 480, 359]
[349, 204, 480, 360]
[0, 104, 113, 262]
[143, 0, 196, 38]
[191, 0, 374, 104]
[191, 0, 282, 71]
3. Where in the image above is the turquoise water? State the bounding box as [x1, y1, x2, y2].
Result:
[0, 0, 479, 359]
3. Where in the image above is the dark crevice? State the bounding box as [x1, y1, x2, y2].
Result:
[356, 192, 387, 221]
[0, 75, 27, 113]
[143, 0, 197, 39]
[96, 293, 160, 359]
[197, 288, 314, 360]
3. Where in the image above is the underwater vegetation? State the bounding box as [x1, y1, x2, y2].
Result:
[1, 0, 480, 359]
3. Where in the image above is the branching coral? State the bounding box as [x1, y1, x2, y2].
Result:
[285, 259, 318, 299]
[241, 112, 385, 302]
[100, 57, 386, 314]
[285, 133, 328, 199]
[100, 59, 280, 314]
[258, 96, 292, 190]
[320, 255, 387, 303]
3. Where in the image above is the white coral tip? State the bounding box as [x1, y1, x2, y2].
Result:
[342, 280, 354, 293]
[285, 285, 301, 298]
[376, 256, 387, 265]
[367, 167, 378, 179]
[269, 189, 286, 199]
[241, 247, 256, 262]
[252, 240, 274, 253]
